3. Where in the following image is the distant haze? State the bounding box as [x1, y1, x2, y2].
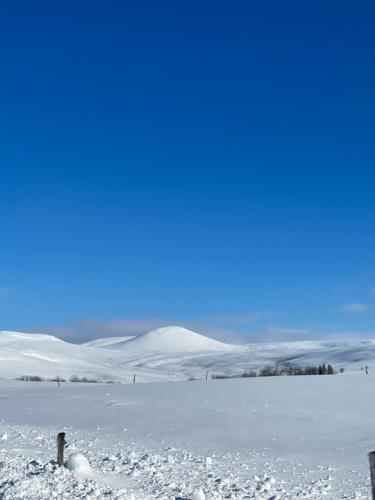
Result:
[21, 317, 375, 345]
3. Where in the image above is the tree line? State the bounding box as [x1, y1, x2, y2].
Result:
[210, 362, 342, 380]
[15, 375, 113, 383]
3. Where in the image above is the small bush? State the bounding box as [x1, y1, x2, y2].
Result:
[259, 365, 280, 377]
[241, 371, 257, 378]
[16, 375, 45, 382]
[69, 375, 99, 383]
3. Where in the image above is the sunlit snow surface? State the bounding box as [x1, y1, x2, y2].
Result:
[2, 327, 375, 383]
[0, 375, 372, 498]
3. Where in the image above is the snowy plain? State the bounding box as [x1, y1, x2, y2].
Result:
[0, 374, 374, 499]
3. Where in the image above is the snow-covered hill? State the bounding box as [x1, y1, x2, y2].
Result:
[83, 336, 135, 349]
[0, 330, 164, 383]
[113, 326, 235, 354]
[1, 326, 375, 383]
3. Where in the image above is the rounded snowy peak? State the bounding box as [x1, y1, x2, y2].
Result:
[119, 325, 234, 354]
[0, 330, 63, 345]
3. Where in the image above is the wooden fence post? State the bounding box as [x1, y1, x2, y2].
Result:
[57, 432, 66, 466]
[369, 451, 375, 499]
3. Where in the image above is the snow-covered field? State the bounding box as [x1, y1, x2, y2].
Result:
[0, 374, 373, 499]
[1, 326, 375, 384]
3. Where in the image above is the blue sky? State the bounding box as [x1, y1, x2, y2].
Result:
[0, 1, 374, 342]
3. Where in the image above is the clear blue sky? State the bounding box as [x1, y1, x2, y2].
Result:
[0, 1, 374, 342]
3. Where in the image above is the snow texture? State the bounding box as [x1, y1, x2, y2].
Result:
[0, 375, 373, 498]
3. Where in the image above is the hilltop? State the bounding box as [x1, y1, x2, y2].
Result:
[1, 326, 375, 382]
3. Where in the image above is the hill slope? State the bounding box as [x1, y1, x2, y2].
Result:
[114, 326, 234, 354]
[2, 328, 375, 383]
[0, 330, 164, 383]
[83, 336, 135, 349]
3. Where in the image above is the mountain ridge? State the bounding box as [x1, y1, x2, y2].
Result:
[1, 327, 375, 383]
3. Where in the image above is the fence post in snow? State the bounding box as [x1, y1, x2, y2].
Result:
[133, 374, 136, 384]
[57, 432, 66, 466]
[369, 451, 375, 499]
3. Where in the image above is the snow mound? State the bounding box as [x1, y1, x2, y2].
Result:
[192, 488, 206, 500]
[65, 453, 91, 474]
[119, 326, 234, 354]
